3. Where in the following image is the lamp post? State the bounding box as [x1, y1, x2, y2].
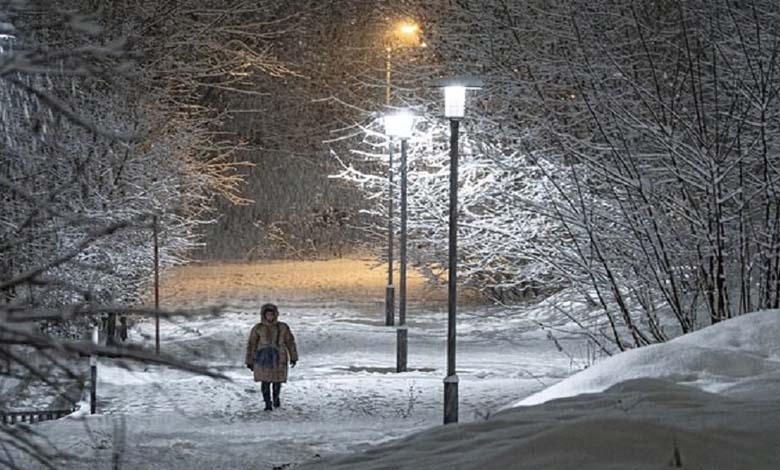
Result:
[385, 111, 415, 373]
[432, 76, 481, 425]
[384, 21, 423, 107]
[153, 215, 160, 355]
[385, 135, 395, 327]
[384, 20, 423, 327]
[90, 326, 98, 414]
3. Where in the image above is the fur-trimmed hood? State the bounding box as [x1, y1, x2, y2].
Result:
[260, 303, 279, 324]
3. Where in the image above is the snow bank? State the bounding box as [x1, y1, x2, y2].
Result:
[514, 309, 780, 406]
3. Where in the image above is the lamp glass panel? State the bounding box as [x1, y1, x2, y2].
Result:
[444, 86, 466, 118]
[385, 112, 415, 139]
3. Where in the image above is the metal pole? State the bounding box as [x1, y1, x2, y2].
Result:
[90, 326, 98, 415]
[385, 47, 392, 107]
[444, 118, 460, 425]
[397, 138, 409, 373]
[153, 215, 160, 355]
[386, 141, 395, 326]
[385, 48, 395, 327]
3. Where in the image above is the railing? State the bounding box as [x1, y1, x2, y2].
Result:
[0, 408, 76, 425]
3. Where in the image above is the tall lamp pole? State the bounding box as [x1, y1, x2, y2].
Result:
[384, 20, 423, 327]
[385, 111, 415, 373]
[444, 94, 461, 425]
[399, 136, 409, 371]
[433, 77, 481, 425]
[384, 40, 396, 327]
[385, 120, 395, 327]
[153, 215, 160, 355]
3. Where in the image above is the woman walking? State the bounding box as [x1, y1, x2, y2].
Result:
[245, 303, 298, 411]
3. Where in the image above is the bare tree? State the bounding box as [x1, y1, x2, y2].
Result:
[1, 1, 300, 467]
[336, 0, 780, 348]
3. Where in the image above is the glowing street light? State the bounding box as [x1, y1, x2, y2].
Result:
[384, 110, 415, 372]
[443, 86, 467, 119]
[398, 22, 419, 37]
[385, 20, 422, 107]
[383, 20, 423, 328]
[384, 110, 415, 140]
[431, 76, 482, 425]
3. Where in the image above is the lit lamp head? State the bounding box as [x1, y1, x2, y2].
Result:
[431, 76, 483, 119]
[391, 20, 423, 48]
[384, 110, 415, 140]
[444, 86, 466, 119]
[398, 22, 419, 36]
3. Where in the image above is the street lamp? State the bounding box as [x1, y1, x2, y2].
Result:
[432, 76, 482, 425]
[383, 20, 423, 327]
[398, 22, 420, 37]
[384, 110, 415, 373]
[152, 215, 160, 354]
[385, 20, 425, 106]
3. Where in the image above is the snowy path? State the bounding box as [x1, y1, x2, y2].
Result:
[26, 301, 583, 469]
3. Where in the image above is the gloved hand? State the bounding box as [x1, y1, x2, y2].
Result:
[290, 361, 297, 368]
[246, 364, 253, 371]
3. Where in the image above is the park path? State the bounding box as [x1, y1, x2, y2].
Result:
[29, 259, 583, 469]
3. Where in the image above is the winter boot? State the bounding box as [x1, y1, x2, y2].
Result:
[261, 382, 273, 411]
[272, 383, 282, 408]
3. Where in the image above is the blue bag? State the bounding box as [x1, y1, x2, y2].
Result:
[255, 346, 279, 367]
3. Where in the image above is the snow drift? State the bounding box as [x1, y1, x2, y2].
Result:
[302, 310, 780, 470]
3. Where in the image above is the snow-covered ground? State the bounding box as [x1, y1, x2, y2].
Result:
[302, 310, 780, 470]
[12, 259, 780, 469]
[14, 299, 582, 469]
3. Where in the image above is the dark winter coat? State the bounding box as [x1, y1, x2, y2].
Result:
[245, 304, 298, 383]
